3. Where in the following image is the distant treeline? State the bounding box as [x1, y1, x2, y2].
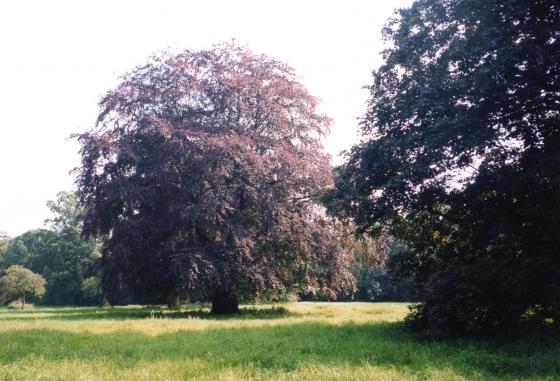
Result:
[0, 193, 100, 306]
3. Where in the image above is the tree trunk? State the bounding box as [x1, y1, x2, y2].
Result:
[20, 294, 25, 310]
[210, 290, 239, 314]
[167, 289, 182, 310]
[100, 289, 111, 308]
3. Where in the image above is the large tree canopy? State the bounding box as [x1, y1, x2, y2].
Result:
[326, 0, 560, 337]
[75, 44, 356, 313]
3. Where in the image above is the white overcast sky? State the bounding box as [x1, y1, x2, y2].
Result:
[0, 0, 412, 237]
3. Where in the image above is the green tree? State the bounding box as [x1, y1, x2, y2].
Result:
[326, 0, 560, 337]
[0, 231, 9, 267]
[2, 230, 57, 271]
[0, 265, 46, 309]
[45, 191, 83, 232]
[351, 240, 419, 302]
[2, 193, 101, 305]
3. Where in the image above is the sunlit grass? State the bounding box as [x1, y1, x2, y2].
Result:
[0, 302, 559, 380]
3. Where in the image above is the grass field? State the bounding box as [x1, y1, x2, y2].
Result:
[1, 302, 559, 380]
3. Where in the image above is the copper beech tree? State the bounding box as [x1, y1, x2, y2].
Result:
[75, 44, 357, 313]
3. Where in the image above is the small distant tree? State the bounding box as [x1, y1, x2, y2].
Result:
[0, 265, 46, 309]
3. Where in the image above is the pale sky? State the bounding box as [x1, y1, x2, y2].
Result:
[0, 0, 412, 237]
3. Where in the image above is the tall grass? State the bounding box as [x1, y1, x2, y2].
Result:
[0, 302, 558, 380]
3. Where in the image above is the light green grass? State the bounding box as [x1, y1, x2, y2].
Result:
[0, 302, 558, 380]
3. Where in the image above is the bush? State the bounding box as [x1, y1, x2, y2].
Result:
[7, 300, 34, 310]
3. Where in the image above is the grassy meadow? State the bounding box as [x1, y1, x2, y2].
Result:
[0, 302, 559, 380]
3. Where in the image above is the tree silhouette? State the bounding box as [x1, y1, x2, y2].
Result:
[326, 0, 560, 337]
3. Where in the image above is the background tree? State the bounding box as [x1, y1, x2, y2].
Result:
[0, 231, 9, 267]
[2, 229, 57, 271]
[42, 191, 102, 305]
[45, 191, 83, 232]
[326, 0, 560, 337]
[349, 239, 419, 302]
[75, 43, 356, 313]
[0, 265, 46, 309]
[2, 193, 101, 305]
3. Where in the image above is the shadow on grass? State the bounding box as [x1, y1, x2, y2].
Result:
[1, 319, 559, 379]
[0, 305, 295, 321]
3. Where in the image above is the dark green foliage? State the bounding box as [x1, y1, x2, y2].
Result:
[326, 0, 560, 337]
[350, 242, 419, 302]
[2, 230, 99, 306]
[352, 267, 416, 302]
[355, 271, 418, 304]
[1, 193, 100, 306]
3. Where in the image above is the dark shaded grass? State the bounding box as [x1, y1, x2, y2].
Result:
[0, 305, 293, 321]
